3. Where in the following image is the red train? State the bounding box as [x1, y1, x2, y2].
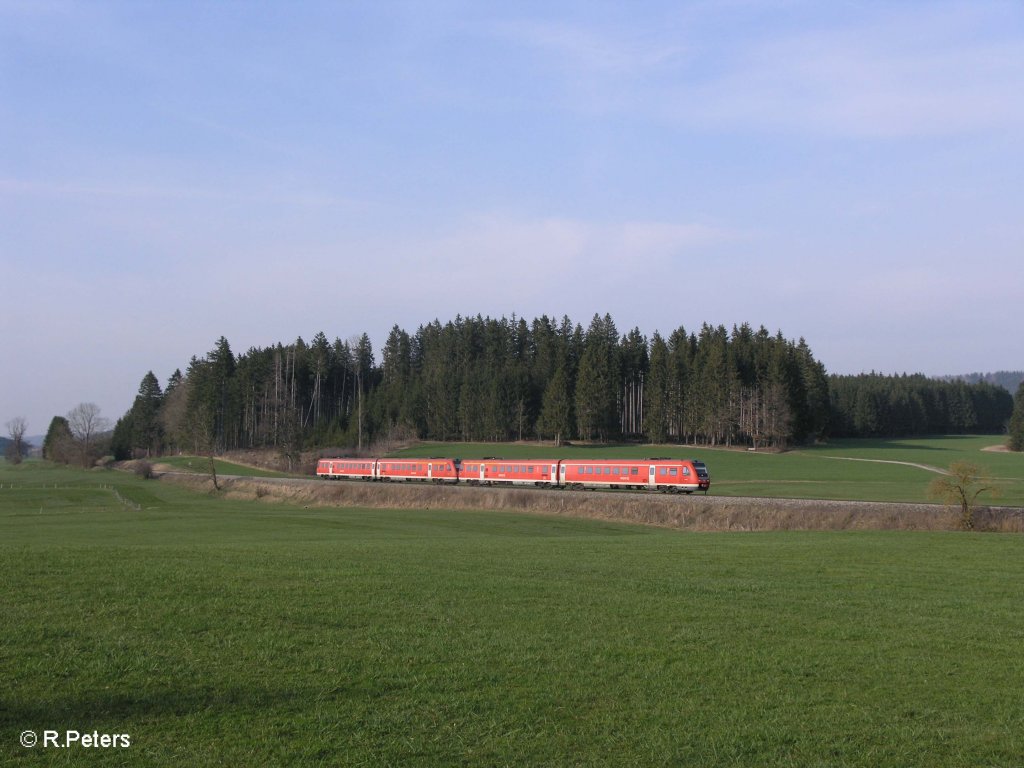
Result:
[316, 456, 710, 494]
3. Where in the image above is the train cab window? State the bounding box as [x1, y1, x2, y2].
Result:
[683, 467, 690, 476]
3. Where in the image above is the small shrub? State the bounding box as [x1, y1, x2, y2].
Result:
[134, 460, 154, 480]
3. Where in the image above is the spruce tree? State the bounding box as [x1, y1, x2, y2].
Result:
[42, 416, 73, 464]
[538, 365, 572, 446]
[1009, 380, 1024, 451]
[644, 333, 670, 443]
[131, 371, 164, 456]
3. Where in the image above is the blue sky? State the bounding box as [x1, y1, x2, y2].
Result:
[2, 0, 1023, 434]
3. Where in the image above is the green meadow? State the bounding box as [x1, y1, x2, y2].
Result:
[2, 458, 1024, 766]
[155, 454, 295, 478]
[395, 435, 1024, 506]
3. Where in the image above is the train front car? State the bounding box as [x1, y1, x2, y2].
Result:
[558, 458, 710, 493]
[649, 458, 710, 494]
[690, 460, 711, 493]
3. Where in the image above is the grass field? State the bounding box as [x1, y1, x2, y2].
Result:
[393, 435, 1024, 506]
[3, 460, 1024, 766]
[155, 455, 295, 478]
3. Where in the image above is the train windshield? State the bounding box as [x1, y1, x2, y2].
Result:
[692, 461, 708, 478]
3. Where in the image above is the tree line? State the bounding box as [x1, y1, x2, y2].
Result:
[827, 373, 1013, 438]
[99, 313, 1018, 461]
[106, 315, 831, 460]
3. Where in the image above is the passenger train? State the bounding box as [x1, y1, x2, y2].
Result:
[316, 456, 711, 494]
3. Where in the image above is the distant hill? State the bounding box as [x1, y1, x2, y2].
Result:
[1, 435, 39, 457]
[940, 371, 1024, 393]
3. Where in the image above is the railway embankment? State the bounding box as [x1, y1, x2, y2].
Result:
[160, 472, 1024, 533]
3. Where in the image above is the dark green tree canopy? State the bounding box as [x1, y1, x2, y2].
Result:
[112, 314, 1011, 456]
[1009, 381, 1024, 452]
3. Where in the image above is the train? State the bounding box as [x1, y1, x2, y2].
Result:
[316, 456, 711, 494]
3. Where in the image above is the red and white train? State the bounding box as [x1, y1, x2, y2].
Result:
[316, 456, 711, 494]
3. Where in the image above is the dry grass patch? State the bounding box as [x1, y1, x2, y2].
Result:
[165, 475, 1024, 533]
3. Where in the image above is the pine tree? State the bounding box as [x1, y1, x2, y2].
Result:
[131, 371, 164, 456]
[538, 365, 572, 446]
[644, 332, 670, 443]
[1009, 380, 1024, 451]
[42, 416, 74, 464]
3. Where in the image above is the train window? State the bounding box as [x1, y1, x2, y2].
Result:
[631, 467, 639, 475]
[586, 467, 593, 474]
[528, 466, 534, 473]
[604, 467, 611, 475]
[683, 467, 690, 476]
[669, 468, 678, 476]
[659, 467, 667, 476]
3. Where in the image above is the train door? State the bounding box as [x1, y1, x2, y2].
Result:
[559, 464, 567, 487]
[648, 465, 657, 489]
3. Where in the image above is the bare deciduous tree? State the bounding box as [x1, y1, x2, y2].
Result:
[928, 461, 998, 531]
[66, 403, 110, 467]
[5, 417, 28, 464]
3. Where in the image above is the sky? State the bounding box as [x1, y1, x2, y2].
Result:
[2, 0, 1023, 436]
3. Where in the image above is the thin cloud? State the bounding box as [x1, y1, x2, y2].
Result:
[473, 4, 1024, 138]
[492, 19, 688, 76]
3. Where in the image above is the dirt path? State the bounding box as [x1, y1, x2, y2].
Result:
[817, 456, 949, 474]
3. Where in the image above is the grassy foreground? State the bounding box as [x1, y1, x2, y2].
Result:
[3, 462, 1024, 766]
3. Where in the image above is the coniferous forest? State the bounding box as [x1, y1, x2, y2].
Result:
[108, 313, 1015, 461]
